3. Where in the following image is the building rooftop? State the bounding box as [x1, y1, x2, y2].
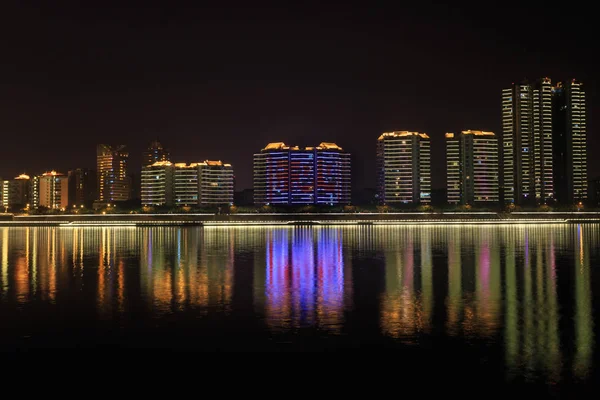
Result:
[316, 142, 343, 150]
[42, 170, 64, 177]
[378, 131, 430, 140]
[263, 142, 302, 151]
[461, 130, 495, 136]
[173, 162, 197, 168]
[202, 160, 232, 167]
[262, 142, 344, 151]
[148, 161, 173, 167]
[15, 174, 30, 180]
[148, 161, 233, 168]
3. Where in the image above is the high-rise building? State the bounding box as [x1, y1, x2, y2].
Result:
[503, 77, 587, 205]
[141, 160, 234, 207]
[502, 78, 554, 204]
[446, 135, 461, 205]
[254, 142, 351, 206]
[9, 174, 31, 209]
[141, 161, 174, 206]
[254, 143, 290, 205]
[173, 163, 199, 206]
[445, 131, 499, 205]
[315, 143, 352, 205]
[142, 139, 170, 167]
[376, 132, 431, 205]
[30, 175, 40, 208]
[97, 144, 130, 203]
[198, 161, 234, 206]
[39, 171, 68, 210]
[289, 148, 315, 204]
[1, 174, 32, 211]
[68, 168, 97, 208]
[552, 80, 587, 204]
[0, 180, 8, 210]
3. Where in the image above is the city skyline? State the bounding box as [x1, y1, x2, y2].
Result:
[0, 2, 596, 191]
[0, 77, 589, 209]
[0, 78, 592, 194]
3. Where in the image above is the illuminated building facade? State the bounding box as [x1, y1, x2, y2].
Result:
[290, 149, 315, 204]
[97, 144, 130, 203]
[1, 174, 32, 210]
[552, 80, 587, 204]
[446, 134, 461, 204]
[254, 143, 290, 205]
[141, 160, 234, 206]
[503, 78, 587, 205]
[30, 175, 40, 208]
[68, 168, 96, 208]
[376, 131, 431, 204]
[198, 161, 234, 206]
[315, 143, 351, 205]
[253, 142, 350, 206]
[142, 139, 170, 167]
[0, 180, 8, 209]
[445, 131, 499, 205]
[502, 78, 554, 205]
[11, 174, 31, 208]
[173, 163, 199, 206]
[141, 161, 174, 206]
[39, 171, 68, 210]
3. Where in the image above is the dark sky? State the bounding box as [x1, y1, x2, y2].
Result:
[0, 0, 597, 190]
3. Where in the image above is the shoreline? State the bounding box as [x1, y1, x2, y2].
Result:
[1, 212, 600, 226]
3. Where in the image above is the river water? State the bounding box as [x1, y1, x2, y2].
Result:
[0, 225, 598, 392]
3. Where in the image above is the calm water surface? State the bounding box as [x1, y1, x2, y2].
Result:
[1, 225, 599, 389]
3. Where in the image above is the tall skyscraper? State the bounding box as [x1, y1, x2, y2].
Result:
[503, 77, 587, 205]
[376, 131, 431, 205]
[445, 131, 499, 205]
[39, 171, 68, 210]
[254, 142, 351, 206]
[142, 139, 170, 167]
[97, 144, 130, 203]
[552, 80, 587, 204]
[502, 78, 554, 205]
[68, 168, 97, 208]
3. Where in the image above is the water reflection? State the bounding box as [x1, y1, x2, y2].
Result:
[379, 230, 432, 340]
[139, 227, 234, 316]
[0, 224, 596, 382]
[574, 225, 594, 379]
[253, 227, 349, 333]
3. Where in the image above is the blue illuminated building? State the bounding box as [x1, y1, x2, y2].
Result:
[254, 142, 351, 206]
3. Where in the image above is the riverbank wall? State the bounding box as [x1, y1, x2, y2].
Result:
[1, 211, 600, 226]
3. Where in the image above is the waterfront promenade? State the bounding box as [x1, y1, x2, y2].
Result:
[2, 211, 600, 226]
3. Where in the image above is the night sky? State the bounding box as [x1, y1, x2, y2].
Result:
[0, 1, 597, 191]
